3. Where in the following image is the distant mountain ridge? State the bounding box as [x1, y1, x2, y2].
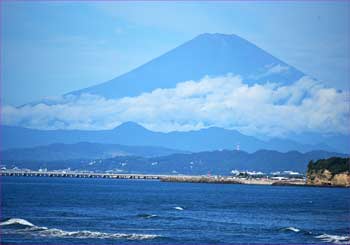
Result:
[1, 142, 188, 161]
[1, 122, 344, 153]
[2, 149, 346, 174]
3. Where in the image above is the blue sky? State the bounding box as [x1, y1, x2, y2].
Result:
[1, 1, 350, 106]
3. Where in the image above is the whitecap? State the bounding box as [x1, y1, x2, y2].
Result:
[174, 206, 184, 211]
[137, 214, 158, 219]
[0, 218, 35, 227]
[315, 234, 350, 244]
[1, 217, 160, 240]
[283, 227, 300, 233]
[35, 229, 159, 240]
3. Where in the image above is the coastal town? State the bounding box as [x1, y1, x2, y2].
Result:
[0, 164, 307, 185]
[2, 157, 348, 187]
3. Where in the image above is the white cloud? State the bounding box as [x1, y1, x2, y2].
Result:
[2, 74, 349, 137]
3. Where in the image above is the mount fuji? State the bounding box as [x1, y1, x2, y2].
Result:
[67, 33, 305, 99]
[3, 33, 348, 155]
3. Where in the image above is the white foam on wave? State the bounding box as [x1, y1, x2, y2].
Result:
[315, 234, 350, 244]
[1, 218, 160, 240]
[284, 227, 300, 232]
[174, 206, 184, 211]
[34, 229, 159, 240]
[137, 214, 158, 219]
[145, 214, 158, 219]
[0, 218, 35, 227]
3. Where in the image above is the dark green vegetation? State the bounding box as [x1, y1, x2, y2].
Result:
[308, 157, 349, 176]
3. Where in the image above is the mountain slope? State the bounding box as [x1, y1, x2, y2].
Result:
[0, 142, 188, 161]
[1, 122, 340, 153]
[68, 33, 305, 99]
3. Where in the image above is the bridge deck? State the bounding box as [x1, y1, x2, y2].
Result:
[0, 170, 166, 180]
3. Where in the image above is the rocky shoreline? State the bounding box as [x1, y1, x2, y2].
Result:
[161, 157, 350, 188]
[160, 176, 350, 188]
[306, 157, 350, 187]
[160, 176, 305, 186]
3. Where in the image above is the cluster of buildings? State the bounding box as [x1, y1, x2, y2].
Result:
[230, 169, 305, 180]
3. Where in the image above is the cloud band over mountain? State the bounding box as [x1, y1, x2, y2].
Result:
[2, 74, 349, 137]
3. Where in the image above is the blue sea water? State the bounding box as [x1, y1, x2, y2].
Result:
[1, 176, 349, 244]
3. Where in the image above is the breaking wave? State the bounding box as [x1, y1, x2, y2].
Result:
[281, 226, 349, 244]
[137, 214, 158, 219]
[283, 227, 300, 233]
[174, 206, 184, 211]
[315, 234, 350, 244]
[0, 218, 35, 227]
[0, 218, 160, 240]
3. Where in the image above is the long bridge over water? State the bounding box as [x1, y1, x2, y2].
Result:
[0, 170, 166, 180]
[0, 170, 306, 186]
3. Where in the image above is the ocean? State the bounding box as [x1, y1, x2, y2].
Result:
[1, 176, 349, 244]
